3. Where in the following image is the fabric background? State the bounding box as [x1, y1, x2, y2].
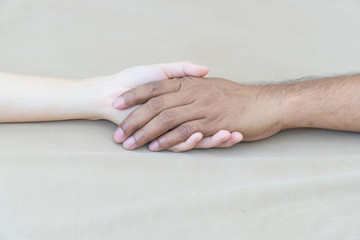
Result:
[0, 0, 360, 239]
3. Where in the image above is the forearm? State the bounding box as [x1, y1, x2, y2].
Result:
[282, 73, 360, 132]
[0, 72, 100, 123]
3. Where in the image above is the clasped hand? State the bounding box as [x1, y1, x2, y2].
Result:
[113, 76, 283, 151]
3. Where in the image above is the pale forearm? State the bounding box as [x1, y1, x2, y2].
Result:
[282, 73, 360, 132]
[0, 72, 100, 123]
[0, 62, 214, 153]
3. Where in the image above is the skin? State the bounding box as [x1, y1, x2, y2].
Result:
[114, 74, 360, 151]
[0, 62, 242, 152]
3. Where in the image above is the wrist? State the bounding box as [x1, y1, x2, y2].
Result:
[255, 84, 289, 132]
[75, 77, 107, 121]
[84, 74, 130, 125]
[280, 82, 310, 130]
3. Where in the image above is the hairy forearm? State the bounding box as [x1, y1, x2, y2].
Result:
[282, 73, 360, 132]
[0, 73, 100, 123]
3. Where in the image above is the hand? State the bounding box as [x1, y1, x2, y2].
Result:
[114, 77, 284, 151]
[92, 62, 242, 151]
[166, 130, 243, 152]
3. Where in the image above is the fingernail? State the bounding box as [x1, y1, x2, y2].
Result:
[149, 140, 159, 151]
[114, 128, 124, 143]
[123, 136, 135, 149]
[113, 97, 125, 109]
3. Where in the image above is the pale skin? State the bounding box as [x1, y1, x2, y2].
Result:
[114, 73, 360, 151]
[0, 62, 242, 152]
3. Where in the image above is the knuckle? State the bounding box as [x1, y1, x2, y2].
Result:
[204, 95, 216, 105]
[171, 78, 181, 91]
[180, 76, 195, 82]
[147, 81, 163, 94]
[159, 110, 177, 124]
[147, 97, 163, 112]
[172, 76, 193, 91]
[185, 76, 196, 81]
[203, 112, 219, 122]
[177, 124, 193, 138]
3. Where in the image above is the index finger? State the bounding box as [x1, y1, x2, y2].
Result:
[113, 77, 185, 109]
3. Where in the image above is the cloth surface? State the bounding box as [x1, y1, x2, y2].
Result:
[1, 0, 360, 239]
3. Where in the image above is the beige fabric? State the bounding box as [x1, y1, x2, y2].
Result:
[1, 0, 360, 239]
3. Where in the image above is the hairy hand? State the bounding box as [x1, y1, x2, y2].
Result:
[113, 77, 284, 151]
